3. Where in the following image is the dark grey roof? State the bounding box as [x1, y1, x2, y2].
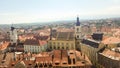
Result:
[81, 39, 100, 48]
[56, 32, 74, 40]
[24, 39, 39, 45]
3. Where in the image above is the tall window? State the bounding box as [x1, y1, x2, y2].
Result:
[77, 28, 79, 32]
[77, 35, 79, 38]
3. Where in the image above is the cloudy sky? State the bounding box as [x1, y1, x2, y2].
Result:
[0, 0, 120, 24]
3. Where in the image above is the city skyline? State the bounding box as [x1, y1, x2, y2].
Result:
[0, 0, 120, 24]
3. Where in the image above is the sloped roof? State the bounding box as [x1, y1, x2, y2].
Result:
[56, 32, 74, 40]
[24, 39, 39, 45]
[102, 37, 120, 44]
[100, 49, 120, 60]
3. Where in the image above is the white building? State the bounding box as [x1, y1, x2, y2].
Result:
[24, 39, 47, 53]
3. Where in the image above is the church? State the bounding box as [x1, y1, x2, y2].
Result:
[47, 17, 82, 51]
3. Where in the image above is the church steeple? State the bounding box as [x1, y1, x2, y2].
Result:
[76, 17, 80, 26]
[75, 17, 82, 39]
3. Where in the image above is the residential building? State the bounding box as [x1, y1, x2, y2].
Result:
[98, 47, 120, 68]
[24, 39, 47, 53]
[9, 50, 92, 68]
[80, 38, 105, 67]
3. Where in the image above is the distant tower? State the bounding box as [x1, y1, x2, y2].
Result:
[50, 27, 52, 40]
[75, 17, 82, 39]
[9, 26, 18, 45]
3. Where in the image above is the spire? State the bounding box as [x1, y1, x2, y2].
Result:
[76, 17, 80, 26]
[11, 23, 15, 31]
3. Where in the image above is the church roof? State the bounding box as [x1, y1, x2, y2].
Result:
[56, 32, 74, 40]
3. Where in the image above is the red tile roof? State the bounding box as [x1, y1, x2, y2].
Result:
[102, 37, 120, 44]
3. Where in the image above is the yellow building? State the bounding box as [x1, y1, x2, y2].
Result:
[48, 17, 82, 51]
[48, 32, 75, 50]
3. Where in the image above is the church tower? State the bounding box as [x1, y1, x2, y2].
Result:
[75, 17, 82, 39]
[9, 26, 18, 45]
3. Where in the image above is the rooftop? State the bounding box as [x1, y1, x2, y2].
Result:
[100, 48, 120, 60]
[102, 37, 120, 44]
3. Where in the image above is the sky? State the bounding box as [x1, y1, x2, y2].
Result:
[0, 0, 120, 24]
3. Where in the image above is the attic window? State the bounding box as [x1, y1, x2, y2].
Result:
[11, 64, 14, 66]
[70, 52, 73, 54]
[63, 62, 67, 64]
[55, 63, 60, 65]
[49, 64, 52, 67]
[29, 63, 32, 65]
[81, 61, 85, 64]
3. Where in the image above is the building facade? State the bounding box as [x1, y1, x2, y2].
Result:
[98, 48, 120, 68]
[24, 39, 47, 53]
[80, 39, 105, 67]
[48, 31, 75, 51]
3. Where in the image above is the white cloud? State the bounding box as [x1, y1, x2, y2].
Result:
[0, 4, 120, 24]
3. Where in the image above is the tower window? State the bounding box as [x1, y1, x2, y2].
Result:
[77, 35, 79, 38]
[76, 28, 79, 32]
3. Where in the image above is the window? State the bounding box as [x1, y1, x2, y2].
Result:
[66, 43, 68, 45]
[50, 46, 52, 49]
[55, 63, 60, 65]
[62, 43, 64, 45]
[58, 47, 60, 49]
[73, 59, 75, 64]
[62, 47, 64, 49]
[76, 28, 79, 32]
[54, 46, 56, 49]
[77, 35, 79, 38]
[53, 42, 55, 45]
[49, 42, 52, 45]
[57, 42, 60, 45]
[11, 40, 13, 42]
